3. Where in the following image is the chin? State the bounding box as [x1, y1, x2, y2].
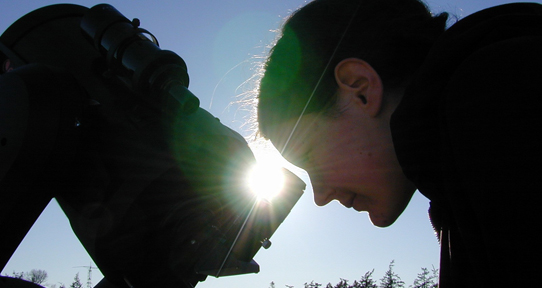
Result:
[370, 186, 415, 227]
[368, 212, 399, 228]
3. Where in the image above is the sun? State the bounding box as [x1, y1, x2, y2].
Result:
[246, 142, 287, 201]
[247, 160, 285, 201]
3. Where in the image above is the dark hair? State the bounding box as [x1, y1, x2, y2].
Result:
[257, 0, 447, 138]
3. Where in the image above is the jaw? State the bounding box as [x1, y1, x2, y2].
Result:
[368, 212, 397, 228]
[366, 186, 416, 228]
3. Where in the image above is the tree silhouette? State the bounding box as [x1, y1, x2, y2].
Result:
[264, 262, 439, 288]
[334, 279, 349, 288]
[70, 273, 83, 288]
[304, 281, 322, 288]
[353, 270, 377, 288]
[379, 261, 404, 288]
[27, 269, 48, 284]
[10, 271, 25, 279]
[8, 269, 47, 284]
[410, 267, 438, 288]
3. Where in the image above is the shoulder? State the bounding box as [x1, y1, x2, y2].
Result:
[408, 2, 542, 183]
[391, 2, 542, 194]
[439, 30, 542, 285]
[443, 35, 542, 182]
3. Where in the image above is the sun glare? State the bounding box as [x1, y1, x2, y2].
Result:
[246, 140, 289, 201]
[247, 161, 285, 201]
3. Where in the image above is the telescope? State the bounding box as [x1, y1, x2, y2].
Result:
[0, 4, 305, 288]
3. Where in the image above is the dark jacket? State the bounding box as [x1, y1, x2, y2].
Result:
[390, 3, 542, 287]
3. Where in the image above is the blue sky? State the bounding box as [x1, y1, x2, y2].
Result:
[1, 0, 529, 287]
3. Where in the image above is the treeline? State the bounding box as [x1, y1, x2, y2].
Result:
[7, 269, 48, 285]
[3, 270, 84, 288]
[5, 260, 438, 288]
[270, 261, 438, 288]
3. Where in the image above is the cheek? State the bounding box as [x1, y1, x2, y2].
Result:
[304, 119, 378, 185]
[324, 147, 396, 192]
[309, 149, 363, 187]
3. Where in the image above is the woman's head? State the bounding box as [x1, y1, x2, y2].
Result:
[256, 0, 447, 226]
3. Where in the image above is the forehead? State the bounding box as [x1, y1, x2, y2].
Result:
[268, 114, 324, 160]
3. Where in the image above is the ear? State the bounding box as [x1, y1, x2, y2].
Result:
[334, 58, 384, 117]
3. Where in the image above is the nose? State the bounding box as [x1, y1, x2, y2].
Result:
[313, 185, 355, 208]
[308, 169, 353, 207]
[312, 185, 334, 206]
[308, 170, 334, 206]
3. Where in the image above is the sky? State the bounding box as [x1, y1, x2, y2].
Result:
[0, 0, 532, 288]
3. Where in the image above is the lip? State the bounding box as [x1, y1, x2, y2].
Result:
[351, 195, 366, 212]
[339, 193, 355, 209]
